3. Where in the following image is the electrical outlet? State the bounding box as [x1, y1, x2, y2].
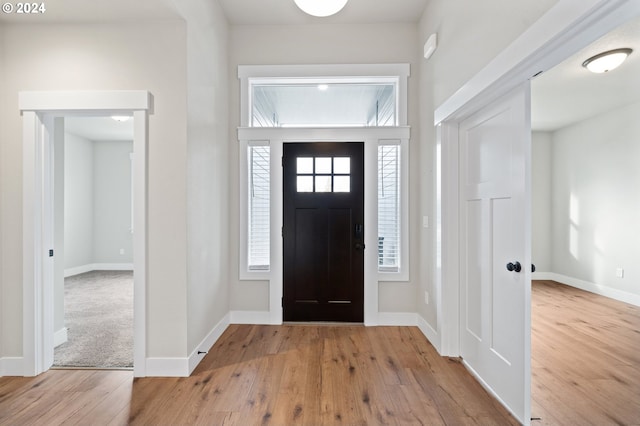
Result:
[424, 291, 429, 305]
[616, 268, 624, 278]
[423, 216, 429, 229]
[120, 248, 125, 255]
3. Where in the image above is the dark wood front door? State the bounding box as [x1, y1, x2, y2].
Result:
[283, 142, 365, 322]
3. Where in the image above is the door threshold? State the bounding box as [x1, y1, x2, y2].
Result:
[51, 366, 133, 371]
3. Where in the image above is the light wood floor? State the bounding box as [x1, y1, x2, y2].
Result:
[0, 281, 638, 425]
[531, 280, 640, 425]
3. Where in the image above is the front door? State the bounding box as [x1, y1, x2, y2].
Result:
[283, 142, 364, 322]
[459, 84, 532, 424]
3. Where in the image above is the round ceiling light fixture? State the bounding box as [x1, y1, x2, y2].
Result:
[294, 0, 348, 17]
[582, 48, 632, 73]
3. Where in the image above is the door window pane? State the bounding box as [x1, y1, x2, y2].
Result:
[297, 176, 313, 192]
[315, 176, 332, 192]
[334, 157, 350, 174]
[315, 157, 332, 174]
[334, 176, 350, 193]
[297, 157, 313, 174]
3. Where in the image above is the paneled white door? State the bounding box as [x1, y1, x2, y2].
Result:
[459, 84, 532, 424]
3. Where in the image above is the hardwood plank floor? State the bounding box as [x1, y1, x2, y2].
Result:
[1, 326, 518, 425]
[1, 281, 637, 425]
[531, 280, 640, 426]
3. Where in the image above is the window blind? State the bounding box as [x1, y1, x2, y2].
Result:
[378, 144, 401, 272]
[248, 145, 270, 270]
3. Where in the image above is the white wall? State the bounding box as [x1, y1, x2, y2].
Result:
[93, 140, 133, 264]
[532, 132, 552, 272]
[417, 0, 559, 330]
[548, 101, 640, 301]
[64, 133, 95, 269]
[172, 0, 231, 356]
[64, 136, 133, 269]
[53, 119, 66, 341]
[228, 22, 421, 314]
[0, 26, 4, 360]
[0, 21, 189, 359]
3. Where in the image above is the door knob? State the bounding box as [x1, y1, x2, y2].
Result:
[506, 261, 522, 273]
[355, 243, 366, 250]
[531, 264, 536, 273]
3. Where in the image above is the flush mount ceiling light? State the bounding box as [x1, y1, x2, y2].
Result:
[582, 48, 632, 73]
[294, 0, 348, 17]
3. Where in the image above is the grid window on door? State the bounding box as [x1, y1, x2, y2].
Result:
[296, 157, 350, 193]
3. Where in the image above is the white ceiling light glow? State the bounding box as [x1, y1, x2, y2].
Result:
[582, 48, 632, 73]
[294, 0, 348, 17]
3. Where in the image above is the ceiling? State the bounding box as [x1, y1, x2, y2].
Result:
[218, 0, 429, 25]
[0, 0, 179, 23]
[65, 117, 133, 142]
[531, 15, 640, 131]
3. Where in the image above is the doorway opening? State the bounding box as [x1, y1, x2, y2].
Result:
[530, 15, 640, 422]
[52, 116, 135, 369]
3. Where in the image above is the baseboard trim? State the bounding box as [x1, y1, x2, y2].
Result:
[145, 313, 231, 377]
[0, 357, 24, 377]
[230, 310, 272, 325]
[534, 272, 640, 307]
[145, 357, 190, 378]
[416, 315, 441, 353]
[378, 312, 417, 326]
[54, 327, 68, 347]
[188, 313, 231, 375]
[64, 263, 134, 278]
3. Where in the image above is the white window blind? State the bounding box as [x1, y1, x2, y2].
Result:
[378, 144, 401, 272]
[248, 145, 270, 271]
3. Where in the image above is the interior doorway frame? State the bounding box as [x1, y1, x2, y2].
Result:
[19, 90, 152, 377]
[434, 0, 640, 421]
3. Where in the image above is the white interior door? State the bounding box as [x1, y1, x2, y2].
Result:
[459, 83, 532, 424]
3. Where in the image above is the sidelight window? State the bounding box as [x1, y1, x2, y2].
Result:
[378, 143, 401, 272]
[248, 144, 270, 271]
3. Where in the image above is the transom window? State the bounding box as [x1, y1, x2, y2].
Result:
[250, 78, 398, 128]
[296, 157, 351, 193]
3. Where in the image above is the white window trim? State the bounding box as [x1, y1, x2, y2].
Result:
[237, 64, 410, 326]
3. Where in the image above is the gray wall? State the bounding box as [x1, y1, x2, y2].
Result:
[543, 102, 639, 298]
[64, 134, 133, 269]
[0, 21, 190, 359]
[93, 140, 134, 264]
[228, 22, 422, 314]
[63, 132, 95, 269]
[532, 132, 552, 272]
[417, 0, 560, 329]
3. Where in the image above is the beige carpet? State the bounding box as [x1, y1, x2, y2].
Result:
[53, 270, 133, 368]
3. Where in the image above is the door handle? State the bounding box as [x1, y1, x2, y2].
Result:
[355, 243, 366, 250]
[532, 264, 536, 273]
[506, 261, 522, 273]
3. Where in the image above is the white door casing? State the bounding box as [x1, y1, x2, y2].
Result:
[20, 90, 151, 377]
[459, 84, 532, 423]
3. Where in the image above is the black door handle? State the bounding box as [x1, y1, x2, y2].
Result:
[506, 261, 522, 273]
[355, 243, 366, 250]
[532, 264, 536, 273]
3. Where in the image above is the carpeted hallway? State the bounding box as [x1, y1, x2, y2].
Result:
[53, 270, 133, 369]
